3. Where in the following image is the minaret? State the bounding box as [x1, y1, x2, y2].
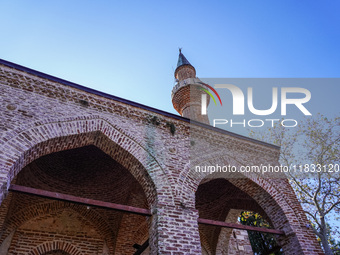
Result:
[171, 49, 210, 124]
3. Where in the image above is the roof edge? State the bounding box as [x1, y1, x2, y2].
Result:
[0, 58, 186, 121]
[0, 58, 280, 150]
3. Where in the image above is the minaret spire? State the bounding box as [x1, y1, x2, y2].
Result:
[171, 50, 210, 124]
[174, 49, 196, 80]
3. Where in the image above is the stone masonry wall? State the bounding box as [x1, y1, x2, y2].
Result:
[0, 61, 324, 254]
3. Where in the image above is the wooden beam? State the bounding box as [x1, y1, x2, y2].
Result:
[197, 218, 285, 235]
[9, 184, 152, 217]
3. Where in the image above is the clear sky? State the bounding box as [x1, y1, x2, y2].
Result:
[1, 0, 339, 116]
[1, 0, 340, 243]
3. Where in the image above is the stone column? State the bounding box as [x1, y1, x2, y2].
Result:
[150, 204, 202, 254]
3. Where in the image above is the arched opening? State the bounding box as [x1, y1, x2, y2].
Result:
[196, 178, 290, 255]
[0, 131, 157, 254]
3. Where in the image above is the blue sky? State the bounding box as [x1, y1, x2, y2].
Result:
[1, 0, 340, 243]
[1, 0, 339, 116]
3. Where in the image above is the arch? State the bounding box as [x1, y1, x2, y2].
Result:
[0, 116, 173, 207]
[192, 153, 318, 254]
[28, 241, 81, 255]
[0, 200, 116, 252]
[0, 116, 176, 254]
[191, 153, 304, 226]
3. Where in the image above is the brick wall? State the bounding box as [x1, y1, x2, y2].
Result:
[0, 61, 324, 254]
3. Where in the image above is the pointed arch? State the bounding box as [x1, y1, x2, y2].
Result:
[0, 115, 173, 207]
[28, 241, 81, 255]
[192, 152, 318, 254]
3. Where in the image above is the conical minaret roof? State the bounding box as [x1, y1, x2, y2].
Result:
[176, 48, 192, 68]
[174, 49, 196, 79]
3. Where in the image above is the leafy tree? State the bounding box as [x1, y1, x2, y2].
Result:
[327, 222, 340, 255]
[250, 114, 340, 255]
[240, 211, 283, 255]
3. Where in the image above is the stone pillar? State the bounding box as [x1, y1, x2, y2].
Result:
[150, 204, 202, 254]
[216, 209, 253, 255]
[228, 229, 253, 255]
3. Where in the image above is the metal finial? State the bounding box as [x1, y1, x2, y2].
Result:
[179, 47, 182, 54]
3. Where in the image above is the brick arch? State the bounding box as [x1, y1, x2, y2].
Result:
[188, 152, 299, 221]
[1, 200, 116, 254]
[189, 153, 321, 254]
[28, 241, 81, 255]
[177, 153, 244, 209]
[0, 115, 173, 207]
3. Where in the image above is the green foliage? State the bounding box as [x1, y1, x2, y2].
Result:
[150, 116, 160, 125]
[166, 122, 176, 135]
[240, 211, 283, 255]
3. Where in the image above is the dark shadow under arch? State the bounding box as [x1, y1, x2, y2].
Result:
[196, 177, 302, 254]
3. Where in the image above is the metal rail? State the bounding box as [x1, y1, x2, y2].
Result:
[9, 184, 152, 216]
[8, 184, 285, 235]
